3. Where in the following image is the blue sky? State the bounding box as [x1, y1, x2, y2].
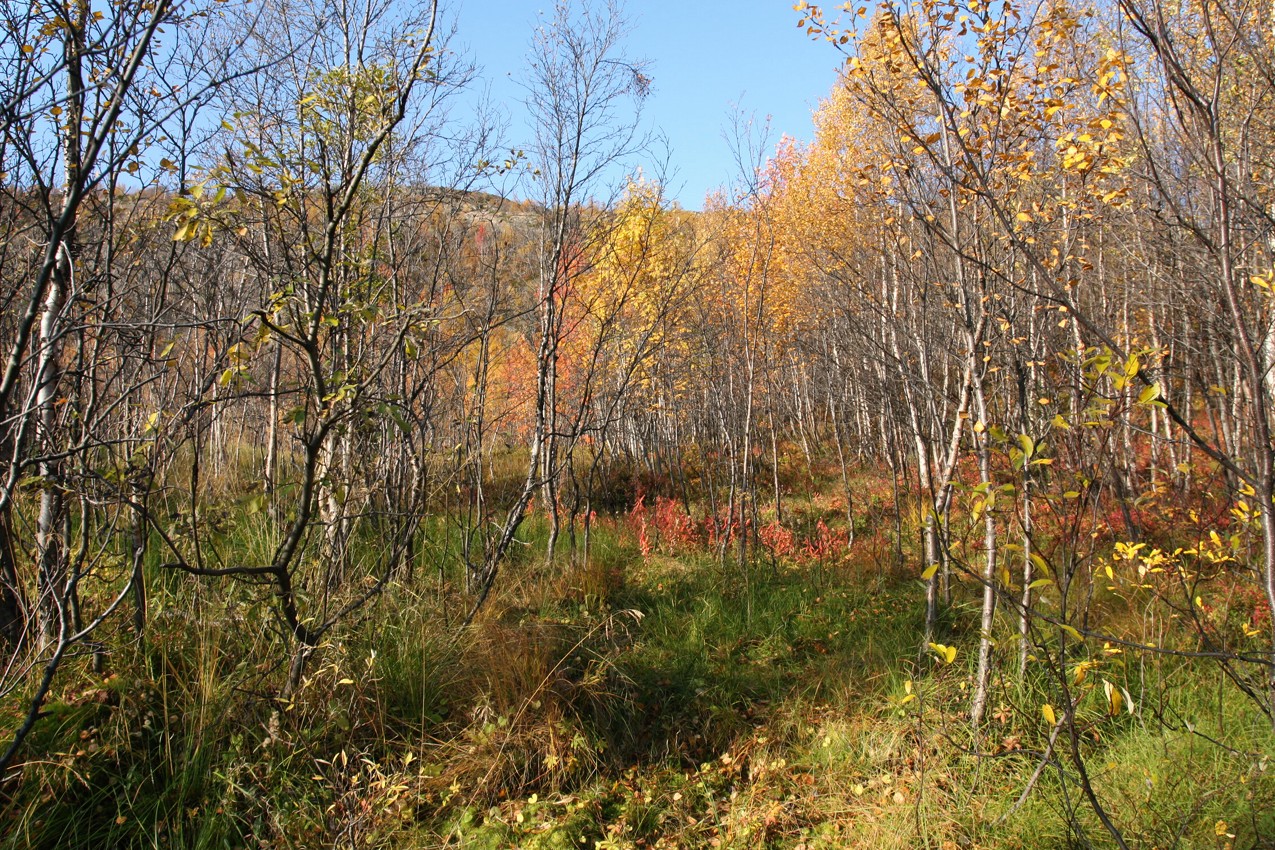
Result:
[449, 1, 847, 209]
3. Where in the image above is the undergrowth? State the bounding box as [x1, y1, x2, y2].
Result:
[2, 489, 1273, 849]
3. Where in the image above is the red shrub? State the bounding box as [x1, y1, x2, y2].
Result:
[652, 496, 698, 551]
[759, 520, 797, 558]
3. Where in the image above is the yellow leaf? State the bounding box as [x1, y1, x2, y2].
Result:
[1073, 660, 1097, 684]
[1103, 680, 1123, 716]
[921, 564, 939, 581]
[928, 642, 957, 664]
[1042, 703, 1057, 726]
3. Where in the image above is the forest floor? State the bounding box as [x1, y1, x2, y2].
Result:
[3, 480, 1275, 849]
[399, 526, 1275, 850]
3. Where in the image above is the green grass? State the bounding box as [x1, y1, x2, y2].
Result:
[3, 483, 1274, 850]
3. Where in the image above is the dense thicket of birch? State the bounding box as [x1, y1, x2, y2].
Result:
[1, 0, 1274, 845]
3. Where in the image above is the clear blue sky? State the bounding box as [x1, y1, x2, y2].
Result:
[449, 1, 846, 209]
